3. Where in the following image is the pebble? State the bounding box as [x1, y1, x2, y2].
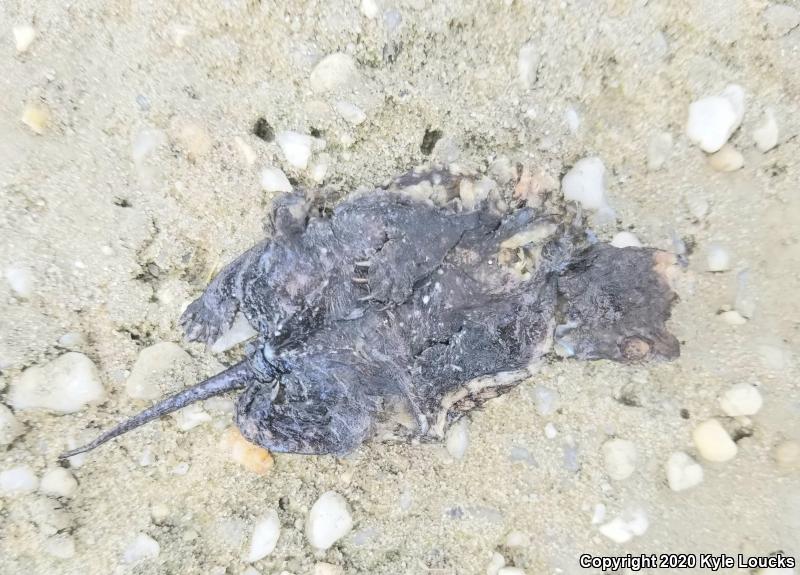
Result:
[562, 157, 612, 215]
[598, 508, 649, 544]
[0, 403, 23, 446]
[720, 310, 748, 326]
[39, 468, 78, 498]
[211, 312, 258, 353]
[445, 417, 469, 459]
[602, 438, 637, 480]
[753, 109, 779, 152]
[686, 195, 710, 220]
[591, 503, 606, 524]
[150, 503, 170, 524]
[176, 122, 212, 161]
[310, 155, 330, 184]
[706, 243, 731, 272]
[310, 53, 359, 93]
[544, 422, 557, 439]
[498, 568, 526, 575]
[5, 266, 34, 298]
[276, 131, 313, 169]
[693, 419, 738, 462]
[647, 132, 673, 171]
[235, 136, 257, 166]
[126, 342, 191, 401]
[21, 103, 50, 134]
[564, 106, 580, 134]
[720, 383, 763, 416]
[122, 532, 160, 563]
[0, 465, 38, 495]
[10, 353, 106, 413]
[707, 144, 744, 172]
[762, 4, 800, 38]
[13, 25, 37, 52]
[57, 332, 86, 349]
[360, 0, 380, 19]
[686, 84, 745, 153]
[531, 385, 558, 416]
[220, 427, 274, 475]
[486, 552, 506, 575]
[517, 42, 540, 89]
[131, 129, 166, 165]
[245, 509, 281, 562]
[260, 167, 293, 193]
[305, 491, 353, 550]
[172, 403, 212, 431]
[170, 24, 195, 48]
[334, 101, 367, 125]
[611, 232, 642, 248]
[773, 440, 799, 470]
[666, 452, 704, 491]
[505, 530, 531, 547]
[43, 533, 76, 559]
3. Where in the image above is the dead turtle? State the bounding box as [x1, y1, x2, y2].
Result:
[61, 168, 679, 458]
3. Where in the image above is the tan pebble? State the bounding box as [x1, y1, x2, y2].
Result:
[720, 310, 747, 325]
[177, 123, 212, 160]
[514, 165, 556, 207]
[693, 419, 738, 462]
[707, 144, 744, 172]
[22, 103, 49, 134]
[773, 440, 799, 470]
[220, 427, 274, 475]
[14, 25, 37, 53]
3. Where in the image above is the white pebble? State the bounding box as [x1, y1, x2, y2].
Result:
[591, 503, 606, 524]
[5, 266, 34, 298]
[611, 232, 642, 248]
[686, 84, 745, 153]
[602, 438, 637, 480]
[334, 101, 367, 125]
[0, 465, 38, 495]
[763, 4, 800, 38]
[598, 508, 649, 544]
[310, 53, 359, 93]
[531, 385, 558, 416]
[686, 195, 710, 220]
[10, 353, 106, 413]
[505, 530, 530, 547]
[564, 106, 580, 134]
[43, 533, 76, 559]
[720, 383, 763, 416]
[13, 25, 37, 53]
[131, 129, 167, 165]
[211, 312, 258, 353]
[562, 157, 612, 215]
[666, 452, 704, 492]
[314, 563, 344, 575]
[498, 568, 526, 575]
[171, 462, 190, 475]
[150, 503, 169, 523]
[486, 553, 506, 575]
[720, 310, 747, 326]
[647, 132, 673, 171]
[122, 533, 160, 563]
[170, 24, 195, 48]
[360, 0, 380, 19]
[171, 403, 212, 431]
[126, 342, 191, 401]
[21, 103, 49, 134]
[276, 131, 313, 169]
[310, 154, 330, 184]
[693, 419, 738, 462]
[517, 42, 540, 89]
[57, 332, 86, 349]
[245, 509, 281, 562]
[40, 468, 78, 498]
[235, 136, 257, 166]
[706, 243, 731, 272]
[544, 422, 557, 439]
[707, 144, 744, 172]
[306, 491, 353, 550]
[260, 167, 292, 193]
[753, 109, 779, 152]
[445, 417, 469, 459]
[0, 403, 23, 446]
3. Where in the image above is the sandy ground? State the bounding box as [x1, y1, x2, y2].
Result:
[1, 0, 799, 574]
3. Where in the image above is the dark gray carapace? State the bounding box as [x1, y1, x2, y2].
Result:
[61, 169, 680, 459]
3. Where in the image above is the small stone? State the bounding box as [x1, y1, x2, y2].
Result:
[150, 503, 170, 524]
[13, 25, 36, 52]
[4, 266, 34, 298]
[171, 462, 190, 475]
[334, 101, 367, 125]
[21, 103, 49, 134]
[310, 53, 359, 93]
[647, 132, 673, 171]
[666, 451, 704, 491]
[220, 427, 274, 475]
[753, 109, 779, 152]
[693, 419, 738, 462]
[564, 106, 580, 134]
[720, 383, 763, 416]
[235, 136, 257, 166]
[276, 131, 313, 169]
[505, 530, 530, 547]
[445, 417, 469, 459]
[598, 508, 649, 544]
[57, 332, 86, 349]
[0, 404, 23, 446]
[170, 24, 195, 48]
[39, 468, 78, 498]
[172, 403, 212, 431]
[306, 491, 353, 550]
[245, 509, 281, 562]
[126, 342, 191, 401]
[0, 465, 38, 495]
[611, 232, 642, 248]
[10, 353, 106, 413]
[486, 552, 506, 575]
[706, 243, 731, 272]
[720, 310, 747, 325]
[131, 129, 167, 165]
[707, 144, 744, 172]
[122, 533, 160, 564]
[531, 385, 558, 416]
[686, 85, 745, 153]
[544, 422, 557, 439]
[763, 4, 800, 38]
[43, 533, 76, 559]
[562, 157, 613, 215]
[686, 195, 710, 220]
[314, 563, 344, 575]
[498, 568, 526, 575]
[310, 154, 330, 184]
[517, 42, 540, 89]
[260, 167, 292, 193]
[773, 440, 799, 470]
[211, 312, 258, 353]
[602, 438, 637, 480]
[591, 503, 606, 524]
[360, 0, 380, 19]
[489, 157, 517, 184]
[177, 123, 212, 161]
